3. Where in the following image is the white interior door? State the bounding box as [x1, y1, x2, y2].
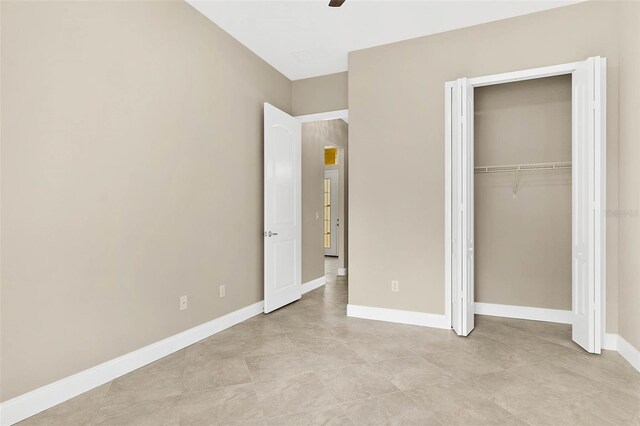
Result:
[264, 103, 302, 313]
[324, 170, 339, 256]
[571, 57, 605, 353]
[449, 78, 475, 337]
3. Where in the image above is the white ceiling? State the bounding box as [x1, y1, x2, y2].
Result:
[188, 0, 579, 81]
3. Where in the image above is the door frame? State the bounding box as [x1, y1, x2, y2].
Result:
[444, 59, 606, 351]
[296, 109, 348, 124]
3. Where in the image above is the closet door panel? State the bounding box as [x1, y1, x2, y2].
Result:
[571, 57, 603, 354]
[462, 79, 475, 336]
[450, 82, 463, 335]
[450, 78, 475, 337]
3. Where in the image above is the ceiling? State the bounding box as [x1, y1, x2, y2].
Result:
[188, 0, 579, 81]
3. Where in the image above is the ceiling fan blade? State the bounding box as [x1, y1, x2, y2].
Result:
[328, 0, 346, 7]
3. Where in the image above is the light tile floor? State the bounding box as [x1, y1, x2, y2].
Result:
[19, 258, 640, 425]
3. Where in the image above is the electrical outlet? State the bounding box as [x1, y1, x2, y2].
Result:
[180, 295, 188, 311]
[219, 285, 226, 298]
[391, 280, 399, 292]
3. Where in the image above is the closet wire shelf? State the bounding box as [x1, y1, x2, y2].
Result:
[474, 161, 572, 198]
[474, 161, 572, 174]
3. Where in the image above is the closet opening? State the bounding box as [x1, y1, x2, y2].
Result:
[445, 58, 606, 354]
[473, 75, 573, 344]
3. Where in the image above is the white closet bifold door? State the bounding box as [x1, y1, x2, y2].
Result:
[450, 77, 475, 337]
[571, 57, 605, 354]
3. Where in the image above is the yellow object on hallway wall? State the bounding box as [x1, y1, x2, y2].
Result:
[325, 147, 338, 165]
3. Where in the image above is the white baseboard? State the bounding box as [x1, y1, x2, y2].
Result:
[602, 333, 640, 373]
[603, 333, 618, 351]
[301, 276, 326, 294]
[337, 268, 347, 276]
[0, 301, 264, 426]
[347, 304, 449, 329]
[474, 302, 573, 324]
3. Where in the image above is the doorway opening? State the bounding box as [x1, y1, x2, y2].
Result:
[297, 111, 348, 289]
[445, 58, 606, 354]
[298, 110, 349, 310]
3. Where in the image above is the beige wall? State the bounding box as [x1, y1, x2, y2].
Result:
[292, 72, 348, 116]
[475, 76, 572, 310]
[348, 1, 621, 332]
[301, 119, 348, 282]
[618, 1, 640, 350]
[0, 0, 291, 401]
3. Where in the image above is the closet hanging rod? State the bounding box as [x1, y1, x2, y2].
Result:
[474, 161, 572, 174]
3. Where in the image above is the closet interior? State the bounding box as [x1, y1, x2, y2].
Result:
[474, 75, 573, 330]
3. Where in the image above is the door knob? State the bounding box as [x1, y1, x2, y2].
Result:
[268, 231, 278, 237]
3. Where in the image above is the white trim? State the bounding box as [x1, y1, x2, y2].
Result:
[301, 276, 326, 294]
[601, 334, 640, 373]
[337, 267, 347, 276]
[295, 109, 348, 123]
[0, 301, 264, 426]
[347, 304, 449, 329]
[603, 333, 618, 351]
[616, 335, 640, 373]
[474, 302, 573, 324]
[595, 57, 607, 353]
[468, 61, 581, 87]
[444, 81, 454, 329]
